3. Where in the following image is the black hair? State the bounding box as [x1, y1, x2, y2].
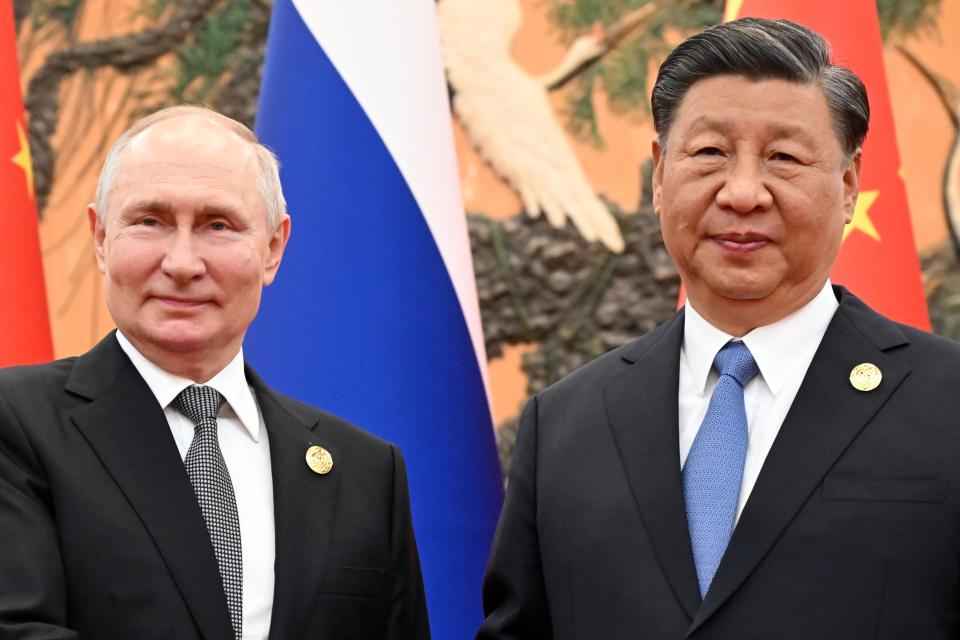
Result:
[651, 18, 869, 157]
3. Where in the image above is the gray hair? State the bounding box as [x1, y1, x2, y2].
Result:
[651, 18, 869, 158]
[94, 105, 287, 228]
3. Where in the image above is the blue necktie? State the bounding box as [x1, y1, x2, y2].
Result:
[683, 340, 759, 598]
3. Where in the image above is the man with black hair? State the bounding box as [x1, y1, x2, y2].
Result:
[479, 18, 960, 639]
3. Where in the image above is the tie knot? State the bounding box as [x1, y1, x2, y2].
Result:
[713, 341, 759, 387]
[172, 385, 225, 425]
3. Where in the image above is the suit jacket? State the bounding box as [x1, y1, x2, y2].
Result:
[478, 287, 960, 639]
[0, 332, 429, 640]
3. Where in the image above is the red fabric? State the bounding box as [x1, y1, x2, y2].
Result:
[720, 0, 930, 329]
[0, 0, 53, 365]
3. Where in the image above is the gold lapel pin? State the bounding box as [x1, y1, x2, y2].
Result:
[849, 363, 882, 392]
[306, 445, 334, 475]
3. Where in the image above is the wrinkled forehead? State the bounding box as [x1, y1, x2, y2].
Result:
[670, 75, 837, 143]
[109, 115, 266, 217]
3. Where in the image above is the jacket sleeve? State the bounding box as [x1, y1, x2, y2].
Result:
[0, 387, 79, 639]
[386, 445, 431, 639]
[476, 395, 552, 640]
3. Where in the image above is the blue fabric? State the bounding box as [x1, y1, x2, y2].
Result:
[683, 341, 759, 598]
[250, 1, 503, 634]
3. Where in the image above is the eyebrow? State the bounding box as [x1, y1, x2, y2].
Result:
[688, 116, 817, 145]
[123, 199, 172, 217]
[197, 203, 241, 219]
[120, 200, 240, 218]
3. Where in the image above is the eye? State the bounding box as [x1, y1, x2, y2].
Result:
[770, 151, 798, 162]
[138, 216, 161, 227]
[209, 220, 231, 231]
[695, 147, 724, 157]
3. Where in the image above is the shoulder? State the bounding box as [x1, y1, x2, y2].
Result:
[892, 322, 960, 370]
[249, 373, 401, 466]
[0, 358, 81, 454]
[834, 287, 960, 365]
[898, 321, 960, 351]
[0, 357, 77, 403]
[0, 357, 75, 385]
[829, 288, 960, 398]
[252, 382, 409, 504]
[277, 389, 394, 446]
[539, 311, 681, 403]
[536, 312, 683, 417]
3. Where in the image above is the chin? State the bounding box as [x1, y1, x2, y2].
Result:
[139, 326, 217, 355]
[705, 277, 778, 303]
[702, 258, 780, 293]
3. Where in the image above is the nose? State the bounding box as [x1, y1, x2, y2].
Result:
[161, 228, 206, 282]
[715, 157, 773, 214]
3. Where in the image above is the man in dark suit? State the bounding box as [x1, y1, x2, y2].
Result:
[0, 106, 429, 639]
[478, 18, 960, 639]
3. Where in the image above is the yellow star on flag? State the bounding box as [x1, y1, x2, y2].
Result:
[841, 190, 880, 244]
[11, 119, 34, 200]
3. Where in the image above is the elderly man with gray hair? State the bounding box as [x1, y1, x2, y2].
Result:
[0, 106, 429, 640]
[478, 18, 960, 639]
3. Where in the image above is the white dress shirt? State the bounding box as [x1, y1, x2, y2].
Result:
[116, 332, 275, 640]
[678, 281, 838, 521]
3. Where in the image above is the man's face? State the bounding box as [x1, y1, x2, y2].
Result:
[89, 116, 290, 378]
[652, 75, 859, 331]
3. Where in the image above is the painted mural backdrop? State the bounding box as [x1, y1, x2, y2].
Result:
[11, 0, 960, 470]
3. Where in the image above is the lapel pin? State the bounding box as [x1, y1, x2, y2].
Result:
[306, 445, 334, 475]
[849, 363, 882, 392]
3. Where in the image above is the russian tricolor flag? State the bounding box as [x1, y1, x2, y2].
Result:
[249, 1, 503, 635]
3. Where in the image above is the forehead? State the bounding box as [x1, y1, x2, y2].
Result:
[111, 116, 263, 212]
[670, 75, 838, 147]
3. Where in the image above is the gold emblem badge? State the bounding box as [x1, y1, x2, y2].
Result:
[306, 445, 334, 475]
[849, 363, 882, 392]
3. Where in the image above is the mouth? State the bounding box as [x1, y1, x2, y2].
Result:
[151, 296, 212, 308]
[711, 232, 770, 253]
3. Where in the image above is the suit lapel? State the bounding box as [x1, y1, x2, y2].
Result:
[66, 334, 234, 640]
[251, 372, 339, 640]
[603, 311, 703, 620]
[688, 289, 911, 634]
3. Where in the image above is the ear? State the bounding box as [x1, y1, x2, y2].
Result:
[263, 213, 291, 286]
[651, 139, 664, 217]
[842, 149, 862, 224]
[87, 204, 107, 274]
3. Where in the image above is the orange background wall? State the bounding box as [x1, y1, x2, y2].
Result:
[16, 0, 960, 426]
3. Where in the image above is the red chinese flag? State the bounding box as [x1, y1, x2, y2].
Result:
[723, 0, 930, 329]
[0, 0, 53, 365]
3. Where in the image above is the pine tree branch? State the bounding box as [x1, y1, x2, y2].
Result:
[894, 44, 960, 261]
[13, 0, 30, 32]
[24, 0, 222, 215]
[895, 43, 959, 128]
[541, 3, 658, 92]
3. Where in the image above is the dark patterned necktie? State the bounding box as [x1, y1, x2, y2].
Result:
[173, 385, 243, 639]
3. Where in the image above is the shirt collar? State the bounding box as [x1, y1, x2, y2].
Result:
[682, 280, 839, 396]
[115, 331, 261, 441]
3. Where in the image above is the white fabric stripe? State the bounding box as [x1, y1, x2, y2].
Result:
[291, 0, 491, 413]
